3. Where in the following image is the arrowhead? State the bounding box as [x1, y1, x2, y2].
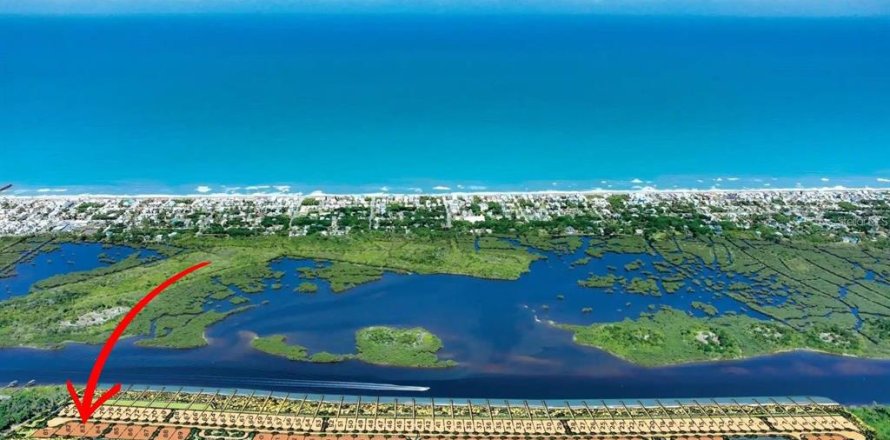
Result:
[66, 380, 121, 424]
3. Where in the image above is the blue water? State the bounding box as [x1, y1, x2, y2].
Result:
[2, 241, 890, 404]
[0, 243, 154, 300]
[1, 16, 890, 194]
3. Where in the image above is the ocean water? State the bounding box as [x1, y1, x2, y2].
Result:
[1, 15, 890, 194]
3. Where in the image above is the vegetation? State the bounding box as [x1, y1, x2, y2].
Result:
[3, 221, 890, 368]
[0, 386, 66, 432]
[355, 326, 456, 368]
[137, 308, 250, 348]
[578, 274, 618, 288]
[567, 258, 590, 268]
[586, 236, 650, 257]
[624, 277, 661, 296]
[0, 236, 56, 279]
[295, 282, 318, 294]
[518, 235, 582, 253]
[299, 262, 384, 293]
[251, 326, 454, 368]
[559, 307, 888, 367]
[250, 335, 309, 361]
[251, 335, 359, 363]
[31, 253, 158, 290]
[0, 233, 537, 349]
[228, 296, 248, 305]
[310, 352, 351, 363]
[851, 406, 890, 440]
[557, 234, 890, 364]
[624, 259, 644, 271]
[691, 301, 719, 316]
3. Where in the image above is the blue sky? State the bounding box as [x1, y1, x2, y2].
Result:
[2, 0, 889, 16]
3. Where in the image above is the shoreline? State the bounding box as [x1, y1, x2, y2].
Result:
[568, 335, 883, 369]
[3, 185, 890, 200]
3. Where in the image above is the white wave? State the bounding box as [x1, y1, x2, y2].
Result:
[217, 378, 429, 392]
[820, 177, 830, 182]
[274, 185, 291, 193]
[630, 178, 643, 184]
[432, 185, 450, 191]
[36, 188, 67, 193]
[877, 178, 890, 183]
[195, 185, 212, 193]
[379, 186, 390, 192]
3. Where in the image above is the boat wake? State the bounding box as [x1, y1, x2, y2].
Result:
[240, 378, 430, 392]
[146, 376, 430, 393]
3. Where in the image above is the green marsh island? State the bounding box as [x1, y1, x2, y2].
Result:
[250, 326, 455, 368]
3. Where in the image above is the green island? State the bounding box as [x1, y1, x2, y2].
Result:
[578, 273, 619, 288]
[250, 334, 310, 361]
[559, 307, 883, 367]
[250, 326, 455, 368]
[691, 301, 719, 316]
[624, 277, 661, 296]
[356, 326, 456, 368]
[298, 261, 385, 293]
[295, 281, 319, 293]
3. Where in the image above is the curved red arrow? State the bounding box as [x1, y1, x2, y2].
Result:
[66, 261, 211, 423]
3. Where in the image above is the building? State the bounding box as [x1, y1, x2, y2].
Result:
[25, 386, 871, 440]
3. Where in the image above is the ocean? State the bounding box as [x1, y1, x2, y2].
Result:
[1, 15, 889, 195]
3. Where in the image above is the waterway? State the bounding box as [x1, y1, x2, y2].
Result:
[1, 242, 889, 404]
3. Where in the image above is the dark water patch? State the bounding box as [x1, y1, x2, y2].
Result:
[851, 307, 864, 331]
[1, 342, 889, 404]
[0, 243, 154, 300]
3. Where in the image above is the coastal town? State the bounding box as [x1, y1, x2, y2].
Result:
[0, 189, 887, 242]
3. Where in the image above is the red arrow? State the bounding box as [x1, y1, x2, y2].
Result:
[66, 261, 211, 423]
